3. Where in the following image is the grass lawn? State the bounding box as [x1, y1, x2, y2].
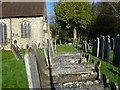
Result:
[2, 49, 28, 88]
[86, 48, 120, 88]
[56, 44, 78, 53]
[2, 44, 120, 89]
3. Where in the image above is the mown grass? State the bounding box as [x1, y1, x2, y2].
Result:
[2, 49, 28, 88]
[2, 48, 46, 88]
[2, 44, 120, 89]
[86, 48, 120, 88]
[56, 44, 78, 53]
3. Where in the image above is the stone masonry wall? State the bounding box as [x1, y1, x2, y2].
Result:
[0, 17, 48, 50]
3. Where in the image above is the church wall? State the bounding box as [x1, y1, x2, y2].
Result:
[0, 16, 46, 50]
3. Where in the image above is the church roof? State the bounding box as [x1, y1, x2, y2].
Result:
[1, 2, 45, 18]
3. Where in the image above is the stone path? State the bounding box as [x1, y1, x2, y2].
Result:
[48, 52, 104, 89]
[24, 44, 106, 89]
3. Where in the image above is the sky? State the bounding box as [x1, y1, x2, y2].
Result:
[46, 0, 99, 23]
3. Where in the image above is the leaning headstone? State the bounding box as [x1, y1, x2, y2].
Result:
[110, 82, 119, 90]
[24, 48, 41, 88]
[104, 35, 110, 62]
[99, 36, 105, 59]
[30, 43, 46, 71]
[11, 44, 21, 60]
[113, 35, 120, 67]
[47, 39, 54, 65]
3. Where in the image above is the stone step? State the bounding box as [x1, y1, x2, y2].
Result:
[55, 87, 105, 90]
[57, 52, 80, 57]
[45, 64, 95, 76]
[54, 80, 104, 89]
[53, 72, 97, 83]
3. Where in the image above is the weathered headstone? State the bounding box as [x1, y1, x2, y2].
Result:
[47, 39, 54, 65]
[50, 39, 55, 58]
[44, 47, 49, 66]
[60, 40, 62, 45]
[30, 43, 46, 71]
[83, 40, 87, 52]
[113, 35, 120, 67]
[92, 40, 97, 56]
[104, 35, 110, 62]
[11, 44, 21, 60]
[99, 36, 105, 59]
[24, 48, 41, 88]
[86, 54, 90, 62]
[102, 74, 109, 88]
[96, 38, 100, 57]
[92, 59, 95, 66]
[110, 82, 119, 90]
[95, 61, 101, 80]
[111, 38, 114, 50]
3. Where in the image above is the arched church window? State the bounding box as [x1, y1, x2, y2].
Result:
[0, 23, 7, 43]
[21, 21, 30, 38]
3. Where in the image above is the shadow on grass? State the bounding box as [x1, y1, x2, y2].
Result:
[107, 68, 120, 76]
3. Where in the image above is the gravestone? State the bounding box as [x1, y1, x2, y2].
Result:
[99, 36, 105, 59]
[87, 43, 90, 52]
[82, 40, 87, 52]
[111, 38, 114, 50]
[102, 74, 109, 88]
[110, 82, 119, 90]
[92, 40, 97, 56]
[50, 39, 55, 58]
[95, 61, 101, 80]
[104, 35, 110, 62]
[11, 44, 21, 60]
[96, 38, 100, 57]
[86, 54, 90, 62]
[24, 48, 41, 88]
[30, 43, 46, 71]
[92, 59, 95, 66]
[113, 35, 120, 67]
[60, 40, 62, 45]
[47, 39, 54, 65]
[44, 47, 49, 66]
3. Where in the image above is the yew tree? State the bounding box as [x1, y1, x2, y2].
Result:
[54, 2, 95, 41]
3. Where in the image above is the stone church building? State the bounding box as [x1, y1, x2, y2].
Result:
[0, 2, 50, 50]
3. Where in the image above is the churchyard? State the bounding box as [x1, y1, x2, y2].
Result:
[1, 38, 120, 89]
[0, 1, 119, 90]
